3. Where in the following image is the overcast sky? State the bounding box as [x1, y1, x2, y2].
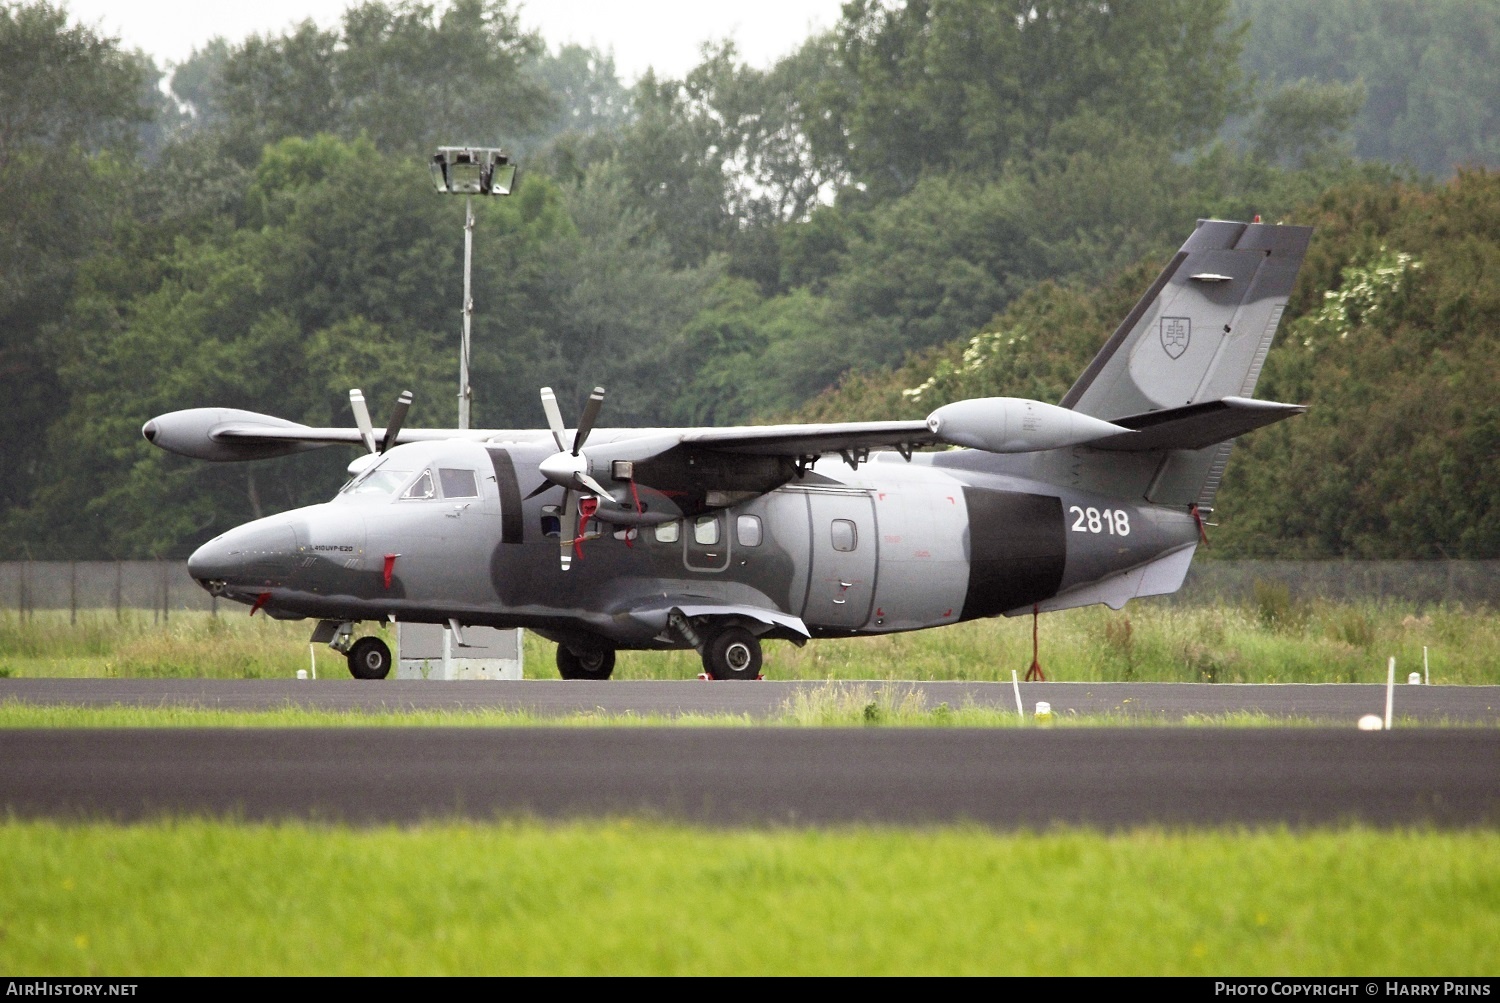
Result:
[59, 1, 847, 81]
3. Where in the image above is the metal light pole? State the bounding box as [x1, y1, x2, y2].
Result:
[460, 193, 474, 430]
[429, 147, 516, 430]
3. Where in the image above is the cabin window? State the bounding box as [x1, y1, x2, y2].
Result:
[401, 469, 436, 500]
[736, 515, 763, 547]
[693, 515, 720, 546]
[830, 518, 857, 552]
[654, 521, 679, 544]
[439, 468, 479, 498]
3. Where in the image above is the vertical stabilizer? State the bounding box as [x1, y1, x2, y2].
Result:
[1057, 220, 1312, 508]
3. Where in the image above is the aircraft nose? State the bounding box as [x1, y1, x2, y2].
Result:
[188, 519, 299, 587]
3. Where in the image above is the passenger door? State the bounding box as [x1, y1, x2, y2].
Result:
[802, 490, 877, 628]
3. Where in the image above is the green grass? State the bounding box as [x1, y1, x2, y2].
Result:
[1, 600, 1494, 683]
[0, 819, 1493, 975]
[2, 689, 1368, 729]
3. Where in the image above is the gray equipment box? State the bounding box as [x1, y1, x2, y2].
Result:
[396, 623, 523, 680]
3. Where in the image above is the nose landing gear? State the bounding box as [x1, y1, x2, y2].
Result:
[346, 636, 393, 680]
[310, 620, 392, 680]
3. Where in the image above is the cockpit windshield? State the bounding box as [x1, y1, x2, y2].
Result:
[339, 465, 413, 498]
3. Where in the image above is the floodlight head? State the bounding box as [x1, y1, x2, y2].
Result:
[430, 147, 516, 196]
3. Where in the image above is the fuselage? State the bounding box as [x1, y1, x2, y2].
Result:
[187, 438, 1200, 649]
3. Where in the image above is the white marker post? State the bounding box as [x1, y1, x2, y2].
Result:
[1424, 645, 1430, 686]
[1011, 669, 1024, 722]
[1384, 656, 1396, 731]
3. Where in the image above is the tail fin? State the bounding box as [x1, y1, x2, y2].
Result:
[1056, 219, 1312, 509]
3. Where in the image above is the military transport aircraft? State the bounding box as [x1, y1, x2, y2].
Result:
[142, 219, 1312, 680]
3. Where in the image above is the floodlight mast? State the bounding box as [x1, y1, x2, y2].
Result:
[429, 147, 517, 430]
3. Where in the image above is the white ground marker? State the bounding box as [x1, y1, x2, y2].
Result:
[1384, 655, 1395, 730]
[1011, 669, 1024, 721]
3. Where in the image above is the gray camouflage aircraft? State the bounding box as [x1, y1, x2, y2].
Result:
[143, 219, 1312, 680]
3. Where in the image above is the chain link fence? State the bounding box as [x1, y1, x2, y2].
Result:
[0, 562, 216, 620]
[1, 559, 1496, 618]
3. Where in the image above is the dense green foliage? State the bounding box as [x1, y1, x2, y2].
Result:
[1232, 0, 1500, 177]
[0, 0, 1494, 559]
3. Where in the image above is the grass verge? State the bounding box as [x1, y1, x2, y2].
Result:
[1, 819, 1494, 975]
[1, 600, 1496, 684]
[0, 693, 1323, 729]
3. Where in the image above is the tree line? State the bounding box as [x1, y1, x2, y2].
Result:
[1, 0, 1495, 559]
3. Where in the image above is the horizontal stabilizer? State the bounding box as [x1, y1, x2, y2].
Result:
[1083, 397, 1305, 452]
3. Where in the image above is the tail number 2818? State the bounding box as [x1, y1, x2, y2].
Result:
[1069, 506, 1130, 536]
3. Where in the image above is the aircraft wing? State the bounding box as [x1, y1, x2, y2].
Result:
[141, 407, 547, 462]
[212, 425, 459, 446]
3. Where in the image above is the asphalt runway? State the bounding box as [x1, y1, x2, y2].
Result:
[2, 680, 1497, 829]
[4, 678, 1498, 722]
[2, 727, 1495, 829]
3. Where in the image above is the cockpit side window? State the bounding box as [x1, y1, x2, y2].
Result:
[439, 468, 479, 498]
[402, 469, 436, 500]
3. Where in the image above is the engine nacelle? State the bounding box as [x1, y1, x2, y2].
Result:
[925, 397, 1129, 453]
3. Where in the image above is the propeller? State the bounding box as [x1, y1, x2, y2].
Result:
[348, 389, 413, 466]
[535, 385, 613, 570]
[350, 390, 378, 454]
[380, 390, 412, 454]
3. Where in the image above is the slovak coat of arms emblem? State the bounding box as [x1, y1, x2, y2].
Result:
[1160, 316, 1190, 359]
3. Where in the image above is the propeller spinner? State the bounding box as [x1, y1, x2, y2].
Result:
[536, 385, 612, 570]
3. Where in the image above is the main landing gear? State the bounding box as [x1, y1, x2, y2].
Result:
[557, 645, 615, 680]
[701, 626, 762, 681]
[551, 625, 764, 681]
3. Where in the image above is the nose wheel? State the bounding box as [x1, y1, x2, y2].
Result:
[347, 636, 392, 679]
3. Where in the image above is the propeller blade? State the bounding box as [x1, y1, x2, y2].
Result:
[577, 471, 614, 499]
[349, 389, 377, 454]
[573, 386, 606, 454]
[559, 489, 574, 571]
[379, 390, 412, 454]
[539, 386, 567, 452]
[524, 479, 557, 501]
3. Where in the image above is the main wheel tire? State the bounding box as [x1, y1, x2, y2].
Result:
[703, 626, 762, 680]
[557, 645, 615, 680]
[347, 636, 392, 680]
